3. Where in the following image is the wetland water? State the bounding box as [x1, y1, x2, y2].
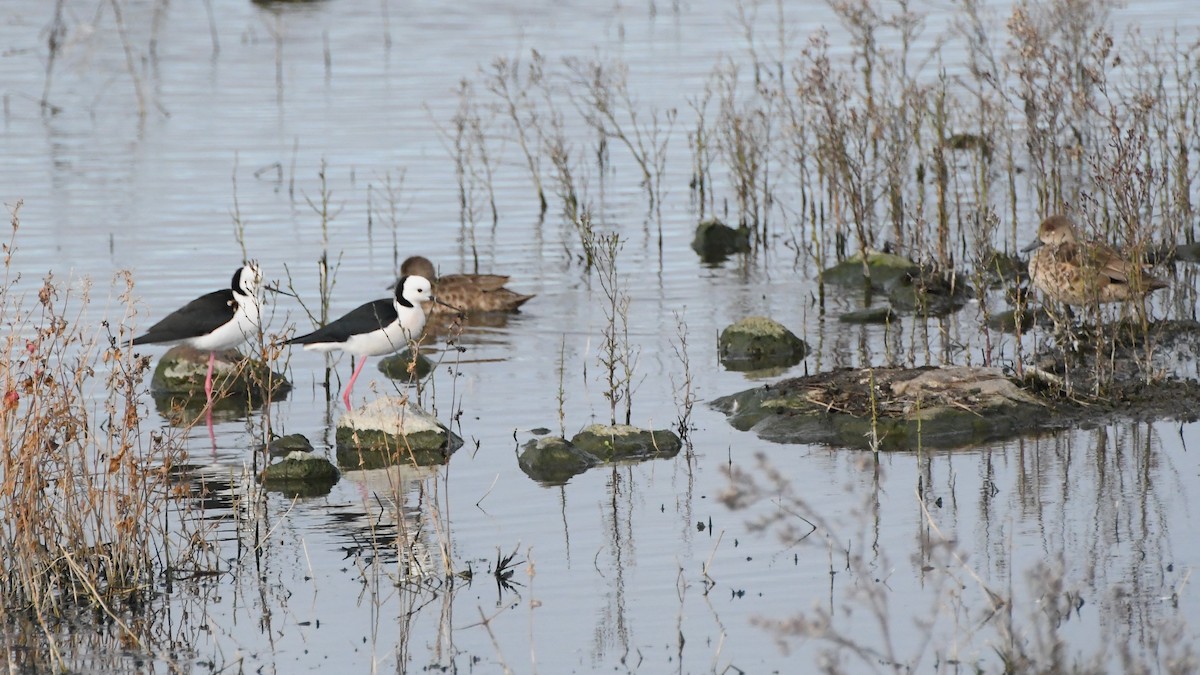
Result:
[2, 0, 1200, 672]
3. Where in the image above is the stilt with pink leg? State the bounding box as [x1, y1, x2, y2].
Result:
[131, 262, 266, 431]
[287, 275, 451, 411]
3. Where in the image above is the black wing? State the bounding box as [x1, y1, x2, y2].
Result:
[287, 298, 397, 345]
[132, 289, 237, 344]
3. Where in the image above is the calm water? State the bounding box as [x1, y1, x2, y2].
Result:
[2, 0, 1199, 672]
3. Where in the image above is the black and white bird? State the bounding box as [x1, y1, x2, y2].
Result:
[132, 262, 265, 408]
[287, 274, 445, 410]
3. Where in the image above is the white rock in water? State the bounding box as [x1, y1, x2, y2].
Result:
[337, 396, 445, 435]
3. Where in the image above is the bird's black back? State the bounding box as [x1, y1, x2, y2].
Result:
[287, 298, 398, 345]
[132, 289, 238, 344]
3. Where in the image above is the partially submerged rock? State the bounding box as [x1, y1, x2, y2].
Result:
[149, 344, 290, 401]
[518, 436, 599, 485]
[887, 267, 972, 317]
[692, 218, 751, 263]
[377, 349, 434, 381]
[335, 397, 462, 469]
[713, 366, 1045, 450]
[822, 251, 971, 317]
[719, 316, 808, 372]
[715, 321, 1200, 450]
[822, 250, 918, 290]
[518, 424, 683, 485]
[262, 433, 315, 457]
[260, 449, 340, 497]
[839, 307, 897, 324]
[986, 307, 1049, 333]
[944, 132, 993, 158]
[149, 345, 290, 424]
[570, 424, 682, 462]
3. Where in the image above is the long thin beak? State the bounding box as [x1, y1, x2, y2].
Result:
[434, 297, 463, 314]
[265, 284, 299, 298]
[1021, 238, 1044, 253]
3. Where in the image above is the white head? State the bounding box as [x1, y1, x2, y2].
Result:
[395, 274, 435, 308]
[232, 261, 264, 340]
[232, 261, 264, 299]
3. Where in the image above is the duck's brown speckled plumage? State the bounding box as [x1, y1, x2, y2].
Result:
[400, 256, 535, 315]
[1023, 215, 1167, 305]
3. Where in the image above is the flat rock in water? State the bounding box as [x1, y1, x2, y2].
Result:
[822, 250, 918, 290]
[570, 424, 682, 462]
[377, 349, 435, 381]
[692, 217, 751, 263]
[262, 433, 316, 457]
[839, 307, 898, 324]
[336, 397, 462, 469]
[260, 451, 340, 497]
[518, 436, 599, 485]
[713, 366, 1046, 450]
[150, 344, 291, 401]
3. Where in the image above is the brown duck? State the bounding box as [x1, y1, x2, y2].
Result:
[1022, 215, 1167, 305]
[399, 256, 535, 314]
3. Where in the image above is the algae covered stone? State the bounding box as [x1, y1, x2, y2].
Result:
[712, 365, 1045, 450]
[336, 397, 462, 469]
[821, 250, 918, 290]
[691, 218, 751, 263]
[150, 345, 291, 399]
[569, 424, 682, 462]
[263, 433, 316, 457]
[839, 307, 897, 324]
[518, 436, 599, 485]
[260, 451, 340, 497]
[377, 349, 435, 381]
[149, 345, 290, 423]
[719, 316, 808, 371]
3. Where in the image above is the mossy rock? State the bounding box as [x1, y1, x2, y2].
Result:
[719, 316, 808, 371]
[1171, 243, 1200, 263]
[260, 451, 340, 497]
[944, 132, 992, 157]
[712, 366, 1047, 451]
[335, 397, 462, 469]
[691, 218, 751, 263]
[839, 307, 898, 324]
[518, 436, 599, 485]
[569, 424, 682, 462]
[887, 269, 972, 317]
[986, 307, 1051, 333]
[262, 433, 316, 457]
[149, 345, 290, 401]
[821, 251, 918, 291]
[978, 249, 1028, 286]
[377, 349, 435, 381]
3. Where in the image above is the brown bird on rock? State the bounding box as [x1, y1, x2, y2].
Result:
[398, 256, 535, 314]
[1022, 214, 1167, 305]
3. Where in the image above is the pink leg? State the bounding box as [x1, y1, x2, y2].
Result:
[206, 406, 216, 447]
[204, 351, 216, 405]
[342, 357, 369, 411]
[204, 351, 216, 446]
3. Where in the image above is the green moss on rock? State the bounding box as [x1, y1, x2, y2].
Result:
[335, 397, 462, 469]
[570, 424, 682, 462]
[719, 316, 808, 371]
[260, 452, 339, 497]
[518, 436, 599, 485]
[821, 251, 918, 290]
[712, 366, 1046, 450]
[692, 218, 751, 263]
[149, 345, 290, 401]
[377, 349, 435, 381]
